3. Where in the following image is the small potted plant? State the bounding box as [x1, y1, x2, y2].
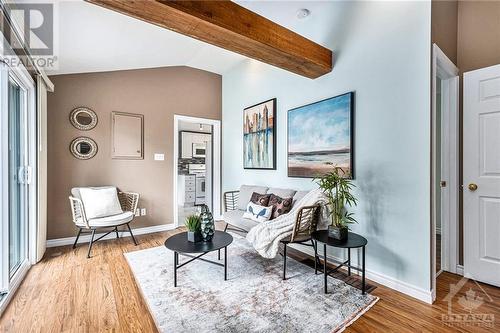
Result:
[315, 166, 357, 241]
[185, 214, 202, 243]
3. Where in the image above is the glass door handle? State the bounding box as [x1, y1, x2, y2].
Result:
[17, 166, 32, 185]
[17, 167, 25, 184]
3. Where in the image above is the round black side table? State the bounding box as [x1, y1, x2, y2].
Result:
[311, 230, 368, 294]
[164, 230, 233, 287]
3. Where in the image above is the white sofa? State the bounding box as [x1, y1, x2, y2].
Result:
[223, 185, 322, 279]
[222, 185, 309, 232]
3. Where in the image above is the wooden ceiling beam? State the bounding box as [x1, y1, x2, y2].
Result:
[85, 0, 333, 79]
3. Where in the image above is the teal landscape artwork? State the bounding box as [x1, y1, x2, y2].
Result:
[288, 92, 354, 178]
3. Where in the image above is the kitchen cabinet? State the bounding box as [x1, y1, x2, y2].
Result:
[180, 131, 211, 158]
[178, 175, 196, 205]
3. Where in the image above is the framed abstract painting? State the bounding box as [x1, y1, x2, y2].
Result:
[243, 98, 276, 170]
[287, 92, 354, 178]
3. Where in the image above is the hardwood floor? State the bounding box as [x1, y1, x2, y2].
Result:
[0, 226, 499, 332]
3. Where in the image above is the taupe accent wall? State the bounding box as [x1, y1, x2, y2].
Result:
[458, 1, 500, 72]
[47, 66, 221, 239]
[431, 0, 458, 64]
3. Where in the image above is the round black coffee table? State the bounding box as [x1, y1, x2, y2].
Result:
[311, 230, 368, 294]
[164, 230, 233, 287]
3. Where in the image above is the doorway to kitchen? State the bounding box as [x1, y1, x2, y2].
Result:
[173, 115, 221, 228]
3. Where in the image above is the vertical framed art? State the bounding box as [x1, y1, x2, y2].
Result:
[243, 98, 276, 170]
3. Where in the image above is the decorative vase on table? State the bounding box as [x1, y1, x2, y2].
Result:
[328, 225, 348, 241]
[200, 204, 215, 242]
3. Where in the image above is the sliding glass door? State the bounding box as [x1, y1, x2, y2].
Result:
[8, 77, 28, 277]
[0, 61, 35, 302]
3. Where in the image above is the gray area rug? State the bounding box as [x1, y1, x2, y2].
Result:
[125, 233, 378, 333]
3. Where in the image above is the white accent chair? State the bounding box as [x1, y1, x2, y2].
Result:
[69, 186, 139, 258]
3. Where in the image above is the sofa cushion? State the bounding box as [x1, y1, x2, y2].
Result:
[223, 209, 259, 232]
[269, 194, 293, 219]
[238, 185, 268, 210]
[79, 187, 123, 219]
[250, 192, 271, 206]
[243, 202, 273, 223]
[267, 187, 297, 199]
[293, 190, 309, 204]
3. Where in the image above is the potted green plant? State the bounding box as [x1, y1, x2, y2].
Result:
[315, 166, 357, 241]
[185, 214, 202, 243]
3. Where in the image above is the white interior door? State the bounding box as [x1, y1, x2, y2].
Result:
[464, 64, 500, 287]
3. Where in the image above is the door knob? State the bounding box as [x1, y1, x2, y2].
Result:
[468, 183, 478, 191]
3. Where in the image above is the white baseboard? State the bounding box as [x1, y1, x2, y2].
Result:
[291, 244, 433, 304]
[456, 264, 464, 276]
[364, 268, 433, 304]
[46, 224, 177, 248]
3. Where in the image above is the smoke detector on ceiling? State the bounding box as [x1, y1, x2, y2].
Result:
[296, 8, 310, 19]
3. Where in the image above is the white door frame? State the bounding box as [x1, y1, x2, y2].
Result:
[173, 115, 221, 228]
[431, 44, 460, 301]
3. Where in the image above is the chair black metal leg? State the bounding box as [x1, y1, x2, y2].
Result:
[87, 230, 96, 258]
[311, 239, 318, 274]
[127, 223, 138, 245]
[73, 228, 82, 249]
[115, 227, 120, 239]
[223, 223, 229, 232]
[283, 243, 287, 280]
[324, 243, 327, 294]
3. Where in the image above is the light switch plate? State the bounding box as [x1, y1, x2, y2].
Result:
[154, 153, 165, 161]
[135, 209, 140, 217]
[141, 208, 147, 216]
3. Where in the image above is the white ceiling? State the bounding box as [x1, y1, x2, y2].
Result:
[50, 0, 339, 76]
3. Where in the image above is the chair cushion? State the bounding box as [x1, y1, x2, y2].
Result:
[267, 187, 297, 199]
[79, 187, 123, 219]
[223, 210, 259, 232]
[250, 192, 271, 206]
[88, 211, 134, 227]
[238, 185, 268, 210]
[242, 202, 273, 223]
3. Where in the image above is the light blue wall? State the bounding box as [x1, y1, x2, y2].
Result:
[222, 1, 432, 290]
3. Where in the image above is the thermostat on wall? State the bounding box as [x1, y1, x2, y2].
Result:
[154, 153, 165, 161]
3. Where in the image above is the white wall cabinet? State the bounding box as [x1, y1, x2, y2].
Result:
[180, 131, 211, 158]
[112, 112, 144, 159]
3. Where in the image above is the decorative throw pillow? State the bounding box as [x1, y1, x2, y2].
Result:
[269, 194, 293, 219]
[250, 192, 271, 206]
[242, 202, 273, 223]
[79, 187, 123, 219]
